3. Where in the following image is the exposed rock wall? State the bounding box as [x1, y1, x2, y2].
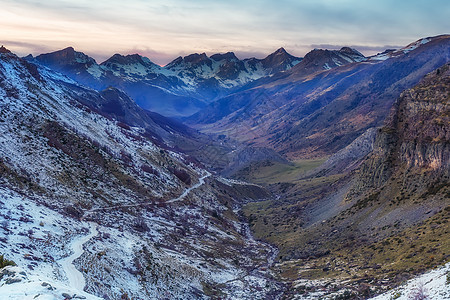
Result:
[350, 63, 449, 200]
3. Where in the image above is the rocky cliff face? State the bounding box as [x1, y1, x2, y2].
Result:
[396, 67, 449, 171]
[353, 63, 449, 194]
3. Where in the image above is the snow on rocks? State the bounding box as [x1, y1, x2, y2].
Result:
[370, 262, 450, 300]
[0, 188, 101, 299]
[0, 266, 101, 300]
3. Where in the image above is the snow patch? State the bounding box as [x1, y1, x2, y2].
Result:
[370, 262, 450, 300]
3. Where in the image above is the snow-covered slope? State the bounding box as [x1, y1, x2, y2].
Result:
[370, 263, 449, 300]
[165, 48, 301, 90]
[0, 48, 283, 299]
[0, 189, 102, 300]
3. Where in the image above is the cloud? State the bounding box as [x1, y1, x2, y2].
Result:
[0, 0, 448, 64]
[0, 40, 56, 57]
[309, 44, 404, 56]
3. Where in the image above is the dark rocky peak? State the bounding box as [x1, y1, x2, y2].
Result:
[101, 53, 156, 67]
[261, 47, 301, 73]
[184, 53, 209, 64]
[264, 47, 293, 59]
[243, 57, 261, 71]
[289, 47, 364, 75]
[273, 47, 288, 55]
[210, 52, 238, 62]
[301, 47, 363, 62]
[166, 52, 211, 70]
[38, 47, 74, 62]
[166, 56, 183, 67]
[244, 57, 259, 63]
[339, 47, 364, 57]
[0, 45, 11, 54]
[36, 47, 97, 67]
[301, 48, 331, 62]
[58, 46, 75, 55]
[338, 47, 365, 62]
[216, 60, 246, 80]
[166, 56, 183, 68]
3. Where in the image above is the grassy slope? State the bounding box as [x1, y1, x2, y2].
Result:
[243, 164, 449, 297]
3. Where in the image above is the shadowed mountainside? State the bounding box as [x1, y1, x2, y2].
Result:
[189, 35, 450, 160]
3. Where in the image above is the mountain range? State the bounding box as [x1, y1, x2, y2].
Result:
[29, 47, 301, 117]
[188, 35, 450, 159]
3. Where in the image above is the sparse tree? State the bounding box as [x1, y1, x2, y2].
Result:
[408, 282, 429, 300]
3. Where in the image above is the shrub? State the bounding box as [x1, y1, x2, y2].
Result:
[168, 167, 191, 184]
[141, 164, 159, 176]
[134, 219, 149, 233]
[391, 291, 402, 299]
[0, 254, 16, 268]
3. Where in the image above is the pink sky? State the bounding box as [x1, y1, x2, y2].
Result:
[1, 0, 447, 65]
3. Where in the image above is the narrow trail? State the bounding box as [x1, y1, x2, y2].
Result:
[85, 172, 211, 214]
[166, 172, 210, 203]
[59, 222, 98, 291]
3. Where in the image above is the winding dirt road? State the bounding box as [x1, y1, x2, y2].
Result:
[59, 222, 97, 291]
[85, 172, 211, 213]
[59, 172, 210, 291]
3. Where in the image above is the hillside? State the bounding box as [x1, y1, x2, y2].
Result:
[0, 48, 283, 299]
[1, 36, 449, 299]
[242, 63, 450, 298]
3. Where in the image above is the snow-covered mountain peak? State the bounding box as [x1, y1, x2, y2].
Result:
[181, 52, 209, 65]
[289, 46, 366, 73]
[368, 35, 449, 62]
[33, 46, 302, 116]
[261, 47, 302, 73]
[339, 46, 363, 56]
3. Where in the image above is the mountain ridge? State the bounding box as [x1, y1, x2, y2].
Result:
[188, 34, 450, 160]
[29, 47, 302, 117]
